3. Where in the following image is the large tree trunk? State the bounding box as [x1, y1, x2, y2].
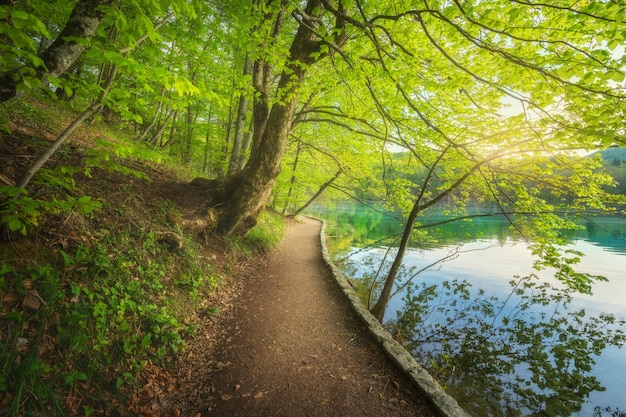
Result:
[0, 0, 111, 102]
[191, 0, 325, 236]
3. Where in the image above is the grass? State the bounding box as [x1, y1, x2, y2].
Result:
[235, 210, 285, 256]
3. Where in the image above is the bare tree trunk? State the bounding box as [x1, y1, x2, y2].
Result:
[182, 105, 195, 164]
[290, 169, 342, 217]
[237, 118, 254, 169]
[228, 53, 253, 174]
[282, 140, 302, 215]
[202, 103, 214, 175]
[161, 111, 179, 149]
[15, 66, 118, 188]
[369, 198, 421, 322]
[137, 91, 165, 141]
[150, 108, 175, 146]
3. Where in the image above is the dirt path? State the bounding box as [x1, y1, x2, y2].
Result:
[183, 217, 439, 417]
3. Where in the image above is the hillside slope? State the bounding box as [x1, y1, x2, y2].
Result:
[0, 102, 259, 415]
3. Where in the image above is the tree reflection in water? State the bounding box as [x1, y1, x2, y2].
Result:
[381, 275, 626, 417]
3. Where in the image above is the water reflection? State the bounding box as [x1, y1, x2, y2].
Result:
[312, 203, 626, 417]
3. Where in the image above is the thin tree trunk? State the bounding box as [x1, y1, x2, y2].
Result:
[137, 93, 165, 141]
[237, 118, 254, 169]
[369, 198, 421, 322]
[283, 140, 302, 215]
[150, 109, 175, 146]
[16, 66, 118, 188]
[182, 105, 195, 164]
[228, 53, 253, 174]
[290, 169, 342, 217]
[203, 103, 214, 175]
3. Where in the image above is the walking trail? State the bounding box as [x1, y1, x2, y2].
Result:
[185, 217, 441, 417]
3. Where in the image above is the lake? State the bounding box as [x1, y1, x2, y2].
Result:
[309, 203, 626, 417]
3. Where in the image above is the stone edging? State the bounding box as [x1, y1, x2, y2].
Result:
[316, 218, 472, 417]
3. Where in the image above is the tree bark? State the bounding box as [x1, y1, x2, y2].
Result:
[291, 169, 342, 217]
[0, 0, 111, 102]
[227, 53, 253, 174]
[191, 0, 326, 236]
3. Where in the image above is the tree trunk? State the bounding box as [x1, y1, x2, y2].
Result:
[237, 119, 254, 169]
[202, 103, 214, 175]
[15, 66, 118, 189]
[283, 140, 302, 215]
[0, 0, 111, 102]
[191, 0, 325, 236]
[182, 105, 195, 164]
[369, 197, 421, 322]
[137, 89, 165, 141]
[227, 53, 253, 175]
[290, 169, 342, 217]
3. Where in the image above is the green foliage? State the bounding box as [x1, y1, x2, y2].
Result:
[0, 226, 214, 415]
[230, 211, 285, 256]
[0, 167, 101, 235]
[85, 139, 154, 180]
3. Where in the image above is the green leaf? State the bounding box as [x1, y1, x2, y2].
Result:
[22, 76, 41, 90]
[141, 333, 152, 348]
[103, 50, 130, 67]
[59, 250, 74, 268]
[7, 218, 22, 232]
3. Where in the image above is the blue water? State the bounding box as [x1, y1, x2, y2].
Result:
[319, 206, 626, 416]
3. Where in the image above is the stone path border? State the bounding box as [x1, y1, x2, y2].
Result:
[315, 217, 472, 417]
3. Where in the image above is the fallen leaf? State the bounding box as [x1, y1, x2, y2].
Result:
[22, 290, 45, 311]
[1, 293, 18, 314]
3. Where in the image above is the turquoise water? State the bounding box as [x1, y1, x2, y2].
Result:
[311, 203, 626, 417]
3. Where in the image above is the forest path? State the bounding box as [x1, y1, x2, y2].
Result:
[191, 217, 440, 417]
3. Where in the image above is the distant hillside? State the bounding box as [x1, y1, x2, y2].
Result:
[594, 146, 626, 164]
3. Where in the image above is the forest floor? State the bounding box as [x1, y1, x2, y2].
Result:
[136, 217, 441, 417]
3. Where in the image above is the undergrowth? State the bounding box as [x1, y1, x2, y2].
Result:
[234, 210, 285, 256]
[0, 214, 217, 415]
[0, 97, 286, 415]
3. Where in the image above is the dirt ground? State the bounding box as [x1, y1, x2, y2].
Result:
[149, 217, 441, 417]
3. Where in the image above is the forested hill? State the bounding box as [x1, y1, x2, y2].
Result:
[596, 147, 626, 165]
[594, 147, 626, 196]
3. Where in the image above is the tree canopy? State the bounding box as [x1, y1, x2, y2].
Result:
[1, 0, 625, 295]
